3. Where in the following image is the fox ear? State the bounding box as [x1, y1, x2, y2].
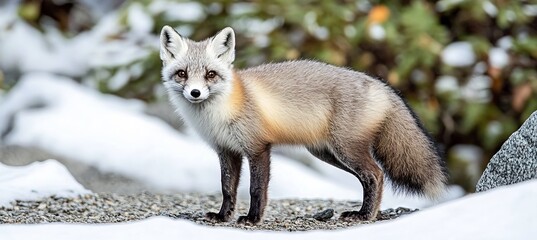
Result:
[207, 27, 235, 65]
[160, 26, 188, 62]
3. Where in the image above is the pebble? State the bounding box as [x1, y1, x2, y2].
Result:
[312, 209, 334, 221]
[0, 193, 417, 231]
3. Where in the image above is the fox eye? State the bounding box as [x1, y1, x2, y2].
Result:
[206, 70, 217, 79]
[177, 70, 187, 79]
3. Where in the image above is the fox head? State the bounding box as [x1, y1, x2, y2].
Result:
[159, 26, 235, 104]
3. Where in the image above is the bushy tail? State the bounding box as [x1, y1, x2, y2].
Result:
[373, 99, 448, 199]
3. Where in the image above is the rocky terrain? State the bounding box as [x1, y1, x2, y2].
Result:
[0, 193, 416, 231]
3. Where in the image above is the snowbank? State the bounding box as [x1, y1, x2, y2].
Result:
[0, 160, 90, 207]
[0, 6, 153, 78]
[2, 179, 536, 240]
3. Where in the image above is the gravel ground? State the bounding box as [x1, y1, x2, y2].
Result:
[0, 137, 417, 230]
[0, 193, 417, 231]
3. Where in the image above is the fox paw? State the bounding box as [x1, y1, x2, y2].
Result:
[205, 212, 229, 222]
[237, 215, 261, 225]
[339, 211, 374, 221]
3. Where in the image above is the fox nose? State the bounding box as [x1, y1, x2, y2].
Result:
[190, 89, 201, 98]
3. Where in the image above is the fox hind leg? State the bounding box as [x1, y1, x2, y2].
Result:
[310, 136, 384, 221]
[332, 138, 384, 221]
[307, 143, 383, 221]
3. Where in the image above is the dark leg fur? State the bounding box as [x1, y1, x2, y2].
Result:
[335, 144, 383, 221]
[319, 141, 384, 221]
[306, 147, 354, 173]
[205, 147, 243, 222]
[237, 144, 271, 225]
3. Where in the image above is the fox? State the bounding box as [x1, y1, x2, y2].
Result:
[159, 26, 448, 225]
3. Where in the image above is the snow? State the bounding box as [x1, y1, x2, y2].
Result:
[433, 68, 492, 104]
[0, 2, 17, 30]
[506, 10, 516, 22]
[473, 61, 488, 74]
[0, 160, 90, 207]
[436, 0, 465, 12]
[368, 23, 386, 40]
[441, 41, 475, 67]
[497, 36, 513, 49]
[486, 121, 503, 138]
[0, 9, 154, 81]
[77, 0, 123, 19]
[489, 47, 509, 68]
[435, 75, 459, 94]
[303, 12, 330, 41]
[175, 25, 194, 37]
[523, 4, 537, 17]
[233, 17, 282, 47]
[2, 180, 536, 240]
[0, 73, 462, 207]
[482, 1, 498, 17]
[312, 27, 329, 40]
[462, 75, 492, 103]
[148, 1, 205, 22]
[127, 3, 155, 37]
[107, 68, 131, 91]
[0, 73, 219, 193]
[229, 2, 257, 15]
[0, 22, 84, 76]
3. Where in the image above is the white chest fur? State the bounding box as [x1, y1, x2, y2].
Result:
[171, 95, 243, 152]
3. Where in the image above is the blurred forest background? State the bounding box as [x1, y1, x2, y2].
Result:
[0, 0, 536, 192]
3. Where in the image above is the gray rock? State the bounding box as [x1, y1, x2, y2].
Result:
[312, 209, 334, 221]
[476, 111, 537, 192]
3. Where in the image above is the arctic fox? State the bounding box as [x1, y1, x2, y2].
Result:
[159, 26, 447, 224]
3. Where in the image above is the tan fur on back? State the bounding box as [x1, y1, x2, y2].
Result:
[247, 80, 331, 145]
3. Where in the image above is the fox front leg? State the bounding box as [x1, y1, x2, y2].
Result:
[205, 148, 242, 222]
[237, 145, 271, 225]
